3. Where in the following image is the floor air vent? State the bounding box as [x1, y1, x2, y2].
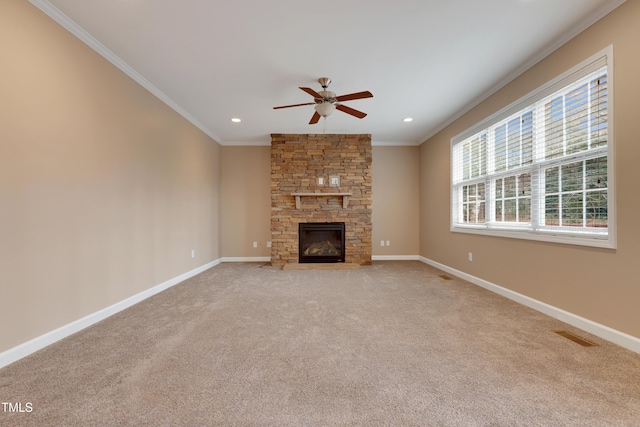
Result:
[555, 330, 597, 347]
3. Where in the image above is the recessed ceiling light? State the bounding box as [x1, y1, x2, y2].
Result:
[231, 118, 241, 123]
[403, 117, 413, 122]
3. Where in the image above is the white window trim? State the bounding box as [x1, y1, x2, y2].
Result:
[450, 46, 616, 249]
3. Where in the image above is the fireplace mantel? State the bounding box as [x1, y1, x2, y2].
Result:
[292, 192, 352, 209]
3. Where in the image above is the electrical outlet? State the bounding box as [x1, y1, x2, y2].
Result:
[191, 250, 195, 258]
[386, 240, 390, 246]
[380, 240, 385, 247]
[468, 252, 473, 262]
[253, 242, 258, 248]
[267, 241, 272, 248]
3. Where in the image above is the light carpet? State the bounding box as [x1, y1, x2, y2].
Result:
[1, 261, 639, 426]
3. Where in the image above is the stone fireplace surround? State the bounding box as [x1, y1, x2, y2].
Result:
[270, 133, 372, 266]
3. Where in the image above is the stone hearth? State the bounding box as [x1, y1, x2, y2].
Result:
[270, 134, 372, 266]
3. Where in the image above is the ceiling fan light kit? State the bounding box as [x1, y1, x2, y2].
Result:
[315, 102, 336, 117]
[274, 77, 373, 125]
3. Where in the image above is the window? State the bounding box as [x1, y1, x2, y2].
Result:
[451, 47, 614, 248]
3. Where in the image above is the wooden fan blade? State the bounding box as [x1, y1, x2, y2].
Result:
[309, 111, 321, 124]
[336, 104, 367, 119]
[273, 102, 316, 109]
[335, 91, 373, 102]
[300, 87, 324, 99]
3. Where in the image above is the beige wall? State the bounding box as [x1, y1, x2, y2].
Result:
[220, 146, 271, 258]
[5, 0, 634, 358]
[372, 146, 420, 256]
[0, 1, 222, 353]
[219, 145, 420, 259]
[419, 1, 640, 338]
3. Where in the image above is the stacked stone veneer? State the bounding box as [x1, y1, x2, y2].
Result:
[270, 134, 372, 266]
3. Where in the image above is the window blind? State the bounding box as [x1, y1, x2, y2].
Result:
[451, 48, 613, 248]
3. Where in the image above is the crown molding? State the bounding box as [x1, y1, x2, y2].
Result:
[419, 0, 627, 145]
[29, 0, 224, 145]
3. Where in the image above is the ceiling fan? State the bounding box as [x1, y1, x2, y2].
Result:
[273, 77, 373, 124]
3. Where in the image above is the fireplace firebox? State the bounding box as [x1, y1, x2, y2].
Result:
[298, 222, 345, 263]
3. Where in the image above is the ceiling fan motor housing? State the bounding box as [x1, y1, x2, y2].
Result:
[315, 90, 337, 104]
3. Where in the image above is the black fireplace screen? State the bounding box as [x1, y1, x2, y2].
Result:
[298, 222, 345, 263]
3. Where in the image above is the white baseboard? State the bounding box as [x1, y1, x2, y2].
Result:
[419, 256, 640, 355]
[372, 255, 421, 261]
[0, 259, 222, 369]
[223, 256, 424, 263]
[6, 256, 637, 369]
[220, 257, 271, 262]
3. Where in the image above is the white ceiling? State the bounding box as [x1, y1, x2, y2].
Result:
[34, 0, 624, 146]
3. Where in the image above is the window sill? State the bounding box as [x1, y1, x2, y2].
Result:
[450, 225, 616, 249]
